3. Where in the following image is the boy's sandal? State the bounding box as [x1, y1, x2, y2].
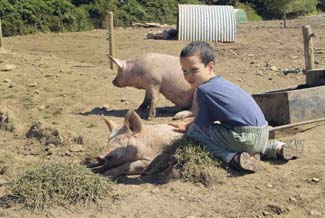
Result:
[277, 138, 304, 161]
[229, 152, 259, 173]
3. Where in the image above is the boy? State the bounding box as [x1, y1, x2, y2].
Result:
[170, 41, 303, 172]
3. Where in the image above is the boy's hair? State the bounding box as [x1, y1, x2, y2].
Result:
[180, 41, 215, 66]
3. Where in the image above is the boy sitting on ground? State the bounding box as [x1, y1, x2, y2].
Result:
[169, 41, 303, 172]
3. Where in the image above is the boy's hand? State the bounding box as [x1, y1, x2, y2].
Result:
[169, 121, 191, 133]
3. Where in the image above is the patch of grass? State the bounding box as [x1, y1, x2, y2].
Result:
[147, 137, 225, 187]
[7, 162, 112, 211]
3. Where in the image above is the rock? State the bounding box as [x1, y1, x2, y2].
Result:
[311, 177, 320, 183]
[146, 32, 157, 39]
[8, 82, 16, 88]
[44, 74, 54, 78]
[270, 66, 278, 71]
[28, 82, 37, 87]
[26, 121, 63, 145]
[65, 151, 72, 156]
[121, 97, 128, 102]
[151, 188, 160, 194]
[101, 104, 110, 111]
[38, 105, 46, 111]
[267, 184, 273, 188]
[257, 71, 265, 76]
[1, 64, 16, 71]
[3, 79, 11, 83]
[289, 196, 298, 203]
[309, 210, 322, 216]
[262, 211, 271, 216]
[69, 144, 84, 152]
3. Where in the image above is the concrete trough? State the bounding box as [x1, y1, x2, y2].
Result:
[306, 69, 325, 87]
[253, 85, 325, 126]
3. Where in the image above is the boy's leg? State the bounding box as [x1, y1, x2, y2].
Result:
[186, 124, 236, 163]
[262, 138, 304, 160]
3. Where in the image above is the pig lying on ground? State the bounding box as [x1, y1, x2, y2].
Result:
[89, 109, 183, 178]
[109, 53, 197, 120]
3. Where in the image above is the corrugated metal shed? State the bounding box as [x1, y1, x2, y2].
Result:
[177, 4, 236, 42]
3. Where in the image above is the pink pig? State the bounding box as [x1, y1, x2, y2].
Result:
[90, 109, 183, 178]
[109, 53, 196, 119]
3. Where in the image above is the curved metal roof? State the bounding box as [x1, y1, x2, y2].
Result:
[177, 4, 236, 42]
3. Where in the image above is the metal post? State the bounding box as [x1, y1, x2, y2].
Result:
[302, 25, 315, 70]
[107, 11, 115, 70]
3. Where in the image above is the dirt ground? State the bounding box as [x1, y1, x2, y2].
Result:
[0, 14, 325, 218]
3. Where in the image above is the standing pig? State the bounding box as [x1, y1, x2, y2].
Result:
[90, 109, 183, 178]
[109, 53, 195, 119]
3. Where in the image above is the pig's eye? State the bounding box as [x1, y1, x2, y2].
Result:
[183, 70, 189, 76]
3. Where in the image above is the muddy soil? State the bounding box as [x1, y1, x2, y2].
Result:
[0, 14, 325, 218]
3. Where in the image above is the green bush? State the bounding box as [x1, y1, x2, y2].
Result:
[248, 0, 319, 19]
[0, 0, 90, 36]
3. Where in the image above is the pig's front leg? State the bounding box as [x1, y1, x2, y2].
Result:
[102, 159, 150, 178]
[138, 91, 151, 111]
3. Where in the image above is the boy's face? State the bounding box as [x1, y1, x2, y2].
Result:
[180, 55, 215, 89]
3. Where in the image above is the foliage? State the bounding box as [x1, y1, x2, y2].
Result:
[245, 0, 319, 18]
[0, 0, 323, 36]
[319, 0, 325, 10]
[0, 0, 91, 36]
[7, 162, 112, 211]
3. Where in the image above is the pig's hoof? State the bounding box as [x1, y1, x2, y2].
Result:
[91, 167, 105, 174]
[86, 162, 102, 168]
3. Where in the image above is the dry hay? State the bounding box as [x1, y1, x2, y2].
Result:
[2, 162, 113, 211]
[147, 137, 227, 187]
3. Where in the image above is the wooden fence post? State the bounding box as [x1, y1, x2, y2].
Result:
[302, 25, 315, 70]
[283, 12, 287, 28]
[107, 11, 115, 71]
[0, 19, 4, 51]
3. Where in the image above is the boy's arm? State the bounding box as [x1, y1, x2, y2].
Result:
[169, 118, 194, 133]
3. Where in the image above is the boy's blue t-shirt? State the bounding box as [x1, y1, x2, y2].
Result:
[194, 76, 267, 130]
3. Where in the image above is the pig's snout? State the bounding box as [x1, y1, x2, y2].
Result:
[112, 79, 121, 87]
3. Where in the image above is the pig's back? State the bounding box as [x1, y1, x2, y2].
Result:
[140, 124, 183, 150]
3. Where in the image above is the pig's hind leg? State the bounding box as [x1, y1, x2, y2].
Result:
[102, 159, 150, 178]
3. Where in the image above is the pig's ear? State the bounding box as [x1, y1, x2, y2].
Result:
[101, 115, 117, 132]
[108, 55, 126, 70]
[124, 109, 142, 134]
